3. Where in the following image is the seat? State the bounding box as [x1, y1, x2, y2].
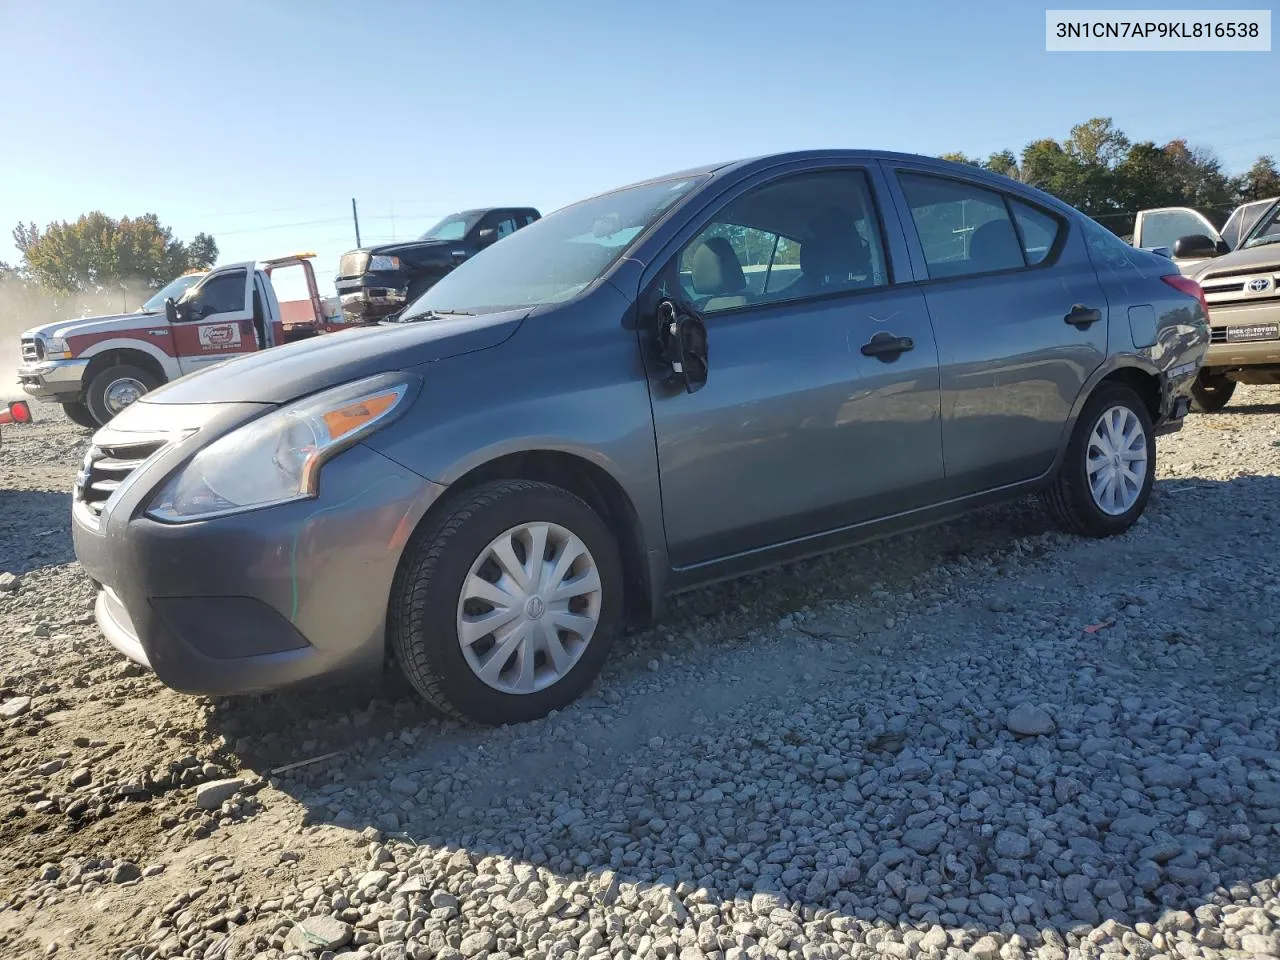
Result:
[966, 219, 1024, 273]
[689, 236, 749, 311]
[795, 224, 874, 296]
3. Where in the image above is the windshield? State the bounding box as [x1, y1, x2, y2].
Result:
[1242, 200, 1280, 248]
[139, 273, 204, 313]
[402, 176, 707, 318]
[418, 212, 483, 242]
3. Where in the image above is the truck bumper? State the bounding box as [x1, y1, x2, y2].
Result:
[16, 358, 88, 403]
[72, 419, 446, 697]
[334, 277, 408, 322]
[1204, 303, 1280, 371]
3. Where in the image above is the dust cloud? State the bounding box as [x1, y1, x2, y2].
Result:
[0, 277, 151, 401]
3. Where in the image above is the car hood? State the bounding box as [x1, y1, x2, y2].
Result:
[22, 310, 157, 340]
[138, 308, 528, 405]
[1191, 243, 1280, 280]
[357, 239, 456, 259]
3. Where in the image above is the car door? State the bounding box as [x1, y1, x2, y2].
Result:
[642, 165, 945, 569]
[884, 165, 1110, 496]
[170, 263, 261, 375]
[1133, 206, 1223, 272]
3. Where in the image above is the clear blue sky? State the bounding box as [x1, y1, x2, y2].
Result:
[0, 0, 1276, 300]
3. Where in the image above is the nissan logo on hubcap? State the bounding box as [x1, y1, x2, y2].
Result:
[525, 596, 546, 619]
[1247, 277, 1272, 293]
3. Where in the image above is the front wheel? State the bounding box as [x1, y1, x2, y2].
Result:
[1189, 370, 1235, 413]
[60, 401, 98, 430]
[389, 479, 623, 725]
[1045, 382, 1155, 538]
[85, 364, 160, 426]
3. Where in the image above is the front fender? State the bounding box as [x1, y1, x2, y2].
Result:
[78, 338, 181, 381]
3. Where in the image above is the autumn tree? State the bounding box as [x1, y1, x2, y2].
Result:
[1235, 156, 1280, 203]
[12, 212, 217, 294]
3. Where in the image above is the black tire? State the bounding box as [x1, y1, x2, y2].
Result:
[1045, 382, 1156, 538]
[85, 364, 160, 426]
[1189, 370, 1235, 413]
[389, 479, 624, 725]
[60, 401, 98, 430]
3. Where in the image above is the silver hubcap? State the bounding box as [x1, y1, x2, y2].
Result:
[457, 522, 602, 695]
[1087, 405, 1148, 516]
[103, 377, 146, 414]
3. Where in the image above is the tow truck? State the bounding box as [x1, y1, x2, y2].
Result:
[16, 253, 367, 427]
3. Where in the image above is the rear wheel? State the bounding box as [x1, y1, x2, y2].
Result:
[1045, 382, 1155, 538]
[389, 479, 623, 725]
[85, 364, 160, 425]
[1189, 370, 1235, 413]
[60, 401, 98, 429]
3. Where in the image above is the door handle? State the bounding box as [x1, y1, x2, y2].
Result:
[861, 331, 914, 362]
[1064, 305, 1102, 329]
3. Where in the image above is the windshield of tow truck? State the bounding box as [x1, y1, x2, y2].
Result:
[138, 274, 204, 313]
[417, 212, 484, 242]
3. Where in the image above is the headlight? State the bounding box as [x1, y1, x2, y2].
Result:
[43, 337, 71, 359]
[146, 372, 417, 522]
[368, 255, 401, 272]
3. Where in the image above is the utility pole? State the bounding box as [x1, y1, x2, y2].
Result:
[351, 198, 362, 247]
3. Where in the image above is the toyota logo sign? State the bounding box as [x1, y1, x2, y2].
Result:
[1247, 277, 1272, 293]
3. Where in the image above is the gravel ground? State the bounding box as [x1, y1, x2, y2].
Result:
[1, 391, 1280, 960]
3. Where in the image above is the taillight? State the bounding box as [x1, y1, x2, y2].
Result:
[1161, 273, 1210, 320]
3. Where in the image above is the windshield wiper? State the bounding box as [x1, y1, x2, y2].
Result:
[429, 308, 476, 316]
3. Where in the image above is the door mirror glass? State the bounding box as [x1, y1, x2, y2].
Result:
[1172, 233, 1221, 259]
[656, 299, 708, 393]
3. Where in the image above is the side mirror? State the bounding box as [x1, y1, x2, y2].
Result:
[164, 297, 178, 323]
[1216, 238, 1231, 254]
[1172, 234, 1221, 260]
[656, 299, 708, 394]
[475, 227, 498, 248]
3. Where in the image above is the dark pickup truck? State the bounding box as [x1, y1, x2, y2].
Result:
[334, 206, 540, 322]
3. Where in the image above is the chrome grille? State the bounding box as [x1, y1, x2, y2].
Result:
[20, 338, 41, 362]
[74, 436, 170, 518]
[1210, 327, 1228, 344]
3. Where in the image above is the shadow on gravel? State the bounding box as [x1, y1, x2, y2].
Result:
[191, 477, 1280, 948]
[0, 490, 74, 573]
[1211, 400, 1280, 416]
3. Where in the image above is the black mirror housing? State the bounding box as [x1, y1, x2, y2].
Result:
[656, 299, 708, 394]
[164, 297, 179, 323]
[1173, 233, 1221, 259]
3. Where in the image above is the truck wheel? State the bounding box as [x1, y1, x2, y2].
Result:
[1045, 382, 1155, 538]
[389, 479, 623, 725]
[1189, 370, 1235, 413]
[60, 401, 98, 430]
[86, 364, 160, 425]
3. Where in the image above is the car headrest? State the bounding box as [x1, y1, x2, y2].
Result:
[690, 236, 746, 296]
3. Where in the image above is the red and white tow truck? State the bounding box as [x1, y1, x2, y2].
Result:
[16, 253, 367, 427]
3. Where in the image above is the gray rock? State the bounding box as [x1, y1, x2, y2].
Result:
[0, 696, 31, 719]
[0, 572, 19, 592]
[285, 917, 353, 952]
[902, 826, 945, 855]
[1007, 703, 1055, 737]
[1142, 763, 1192, 789]
[995, 830, 1031, 859]
[110, 862, 141, 883]
[194, 777, 244, 810]
[460, 931, 496, 956]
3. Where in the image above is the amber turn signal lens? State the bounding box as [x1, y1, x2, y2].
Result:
[321, 392, 400, 441]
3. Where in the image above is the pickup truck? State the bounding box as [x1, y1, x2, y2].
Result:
[334, 206, 540, 322]
[1132, 197, 1280, 411]
[16, 253, 357, 427]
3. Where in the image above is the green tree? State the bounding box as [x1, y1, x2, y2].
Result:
[1114, 141, 1182, 212]
[1235, 155, 1280, 203]
[983, 150, 1020, 180]
[938, 151, 982, 166]
[12, 212, 217, 294]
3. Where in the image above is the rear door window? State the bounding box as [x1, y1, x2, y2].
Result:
[897, 173, 1026, 279]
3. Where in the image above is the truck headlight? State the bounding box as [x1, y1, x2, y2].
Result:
[43, 337, 71, 360]
[146, 372, 417, 522]
[368, 255, 401, 272]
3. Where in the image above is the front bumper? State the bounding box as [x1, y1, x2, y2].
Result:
[1204, 302, 1280, 369]
[16, 358, 88, 402]
[72, 411, 446, 697]
[334, 275, 408, 321]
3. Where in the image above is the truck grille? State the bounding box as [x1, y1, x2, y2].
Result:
[74, 436, 170, 518]
[20, 338, 41, 362]
[338, 252, 369, 279]
[1200, 265, 1279, 307]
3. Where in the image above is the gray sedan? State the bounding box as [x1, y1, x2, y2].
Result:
[71, 150, 1209, 724]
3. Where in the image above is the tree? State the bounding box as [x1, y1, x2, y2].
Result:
[983, 150, 1020, 180]
[1235, 155, 1280, 203]
[1063, 117, 1130, 168]
[12, 212, 217, 294]
[938, 151, 982, 167]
